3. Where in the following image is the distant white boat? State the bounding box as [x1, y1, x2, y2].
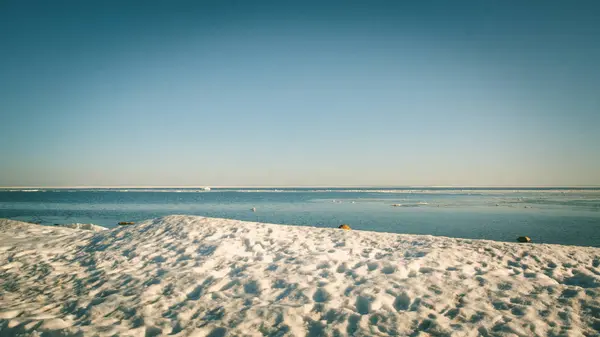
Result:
[203, 187, 211, 191]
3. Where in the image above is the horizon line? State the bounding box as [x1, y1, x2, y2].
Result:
[1, 185, 600, 189]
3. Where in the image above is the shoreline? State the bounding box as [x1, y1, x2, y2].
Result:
[10, 216, 600, 249]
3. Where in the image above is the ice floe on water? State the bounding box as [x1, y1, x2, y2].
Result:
[1, 215, 600, 336]
[54, 223, 108, 231]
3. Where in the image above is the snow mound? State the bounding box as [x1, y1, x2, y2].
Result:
[1, 215, 600, 336]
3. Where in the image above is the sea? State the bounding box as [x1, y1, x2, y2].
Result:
[1, 187, 599, 247]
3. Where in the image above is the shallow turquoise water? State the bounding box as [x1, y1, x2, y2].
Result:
[1, 188, 599, 247]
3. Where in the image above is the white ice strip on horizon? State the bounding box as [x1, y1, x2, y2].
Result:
[3, 188, 600, 195]
[1, 215, 600, 336]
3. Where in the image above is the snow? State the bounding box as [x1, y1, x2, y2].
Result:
[1, 215, 600, 336]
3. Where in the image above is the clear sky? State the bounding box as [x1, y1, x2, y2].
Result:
[1, 1, 599, 187]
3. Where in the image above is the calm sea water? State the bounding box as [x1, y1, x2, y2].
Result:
[1, 188, 599, 247]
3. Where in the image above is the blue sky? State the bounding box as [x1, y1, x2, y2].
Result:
[1, 1, 599, 187]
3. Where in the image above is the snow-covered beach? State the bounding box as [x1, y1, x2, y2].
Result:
[1, 215, 600, 336]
